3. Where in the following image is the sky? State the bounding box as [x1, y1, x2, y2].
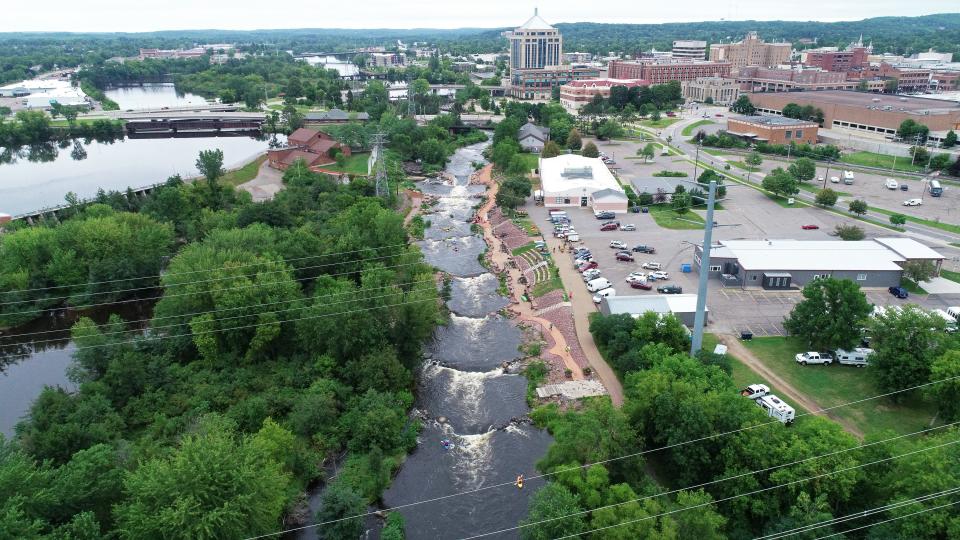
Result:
[3, 0, 958, 33]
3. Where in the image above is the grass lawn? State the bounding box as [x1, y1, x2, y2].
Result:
[649, 205, 705, 230]
[322, 153, 371, 176]
[941, 269, 960, 284]
[728, 161, 761, 173]
[638, 117, 681, 129]
[681, 119, 715, 137]
[513, 217, 540, 236]
[840, 151, 926, 174]
[49, 117, 112, 127]
[796, 182, 850, 196]
[515, 153, 540, 173]
[765, 194, 807, 208]
[512, 242, 537, 257]
[901, 278, 928, 294]
[868, 206, 960, 235]
[702, 148, 731, 157]
[742, 336, 939, 437]
[531, 264, 564, 297]
[220, 155, 267, 187]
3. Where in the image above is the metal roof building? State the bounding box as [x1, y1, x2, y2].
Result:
[599, 294, 706, 327]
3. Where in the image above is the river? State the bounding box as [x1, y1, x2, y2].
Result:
[0, 134, 284, 216]
[103, 83, 208, 111]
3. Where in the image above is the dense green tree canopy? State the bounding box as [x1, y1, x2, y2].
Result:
[784, 278, 872, 350]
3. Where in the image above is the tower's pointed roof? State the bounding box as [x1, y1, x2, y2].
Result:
[518, 8, 554, 30]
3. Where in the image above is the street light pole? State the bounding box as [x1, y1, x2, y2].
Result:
[823, 159, 831, 190]
[693, 142, 701, 181]
[690, 179, 717, 356]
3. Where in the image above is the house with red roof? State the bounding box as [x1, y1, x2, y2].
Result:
[267, 128, 353, 171]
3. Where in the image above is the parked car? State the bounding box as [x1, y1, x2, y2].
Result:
[609, 240, 627, 249]
[594, 211, 615, 220]
[582, 269, 601, 282]
[632, 244, 656, 254]
[885, 178, 899, 190]
[642, 262, 663, 270]
[649, 271, 670, 280]
[578, 261, 599, 272]
[625, 272, 647, 283]
[801, 224, 820, 230]
[795, 351, 832, 365]
[619, 224, 636, 231]
[592, 287, 616, 304]
[900, 184, 909, 191]
[903, 198, 922, 206]
[657, 284, 683, 294]
[600, 223, 619, 231]
[616, 252, 635, 262]
[888, 286, 909, 299]
[587, 277, 613, 292]
[630, 281, 653, 290]
[830, 176, 840, 184]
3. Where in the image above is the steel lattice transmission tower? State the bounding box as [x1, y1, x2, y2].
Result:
[371, 132, 390, 198]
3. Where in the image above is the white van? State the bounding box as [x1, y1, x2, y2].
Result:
[587, 277, 612, 293]
[757, 394, 796, 424]
[885, 178, 899, 190]
[592, 287, 616, 304]
[835, 348, 874, 367]
[843, 170, 855, 184]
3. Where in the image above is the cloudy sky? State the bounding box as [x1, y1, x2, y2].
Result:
[4, 0, 957, 32]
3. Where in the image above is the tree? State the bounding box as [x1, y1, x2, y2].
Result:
[282, 104, 304, 130]
[745, 152, 763, 168]
[929, 153, 952, 171]
[903, 260, 936, 283]
[596, 119, 624, 140]
[889, 213, 907, 226]
[638, 143, 656, 162]
[784, 278, 872, 350]
[847, 199, 868, 216]
[541, 140, 562, 158]
[761, 167, 799, 198]
[869, 306, 949, 395]
[815, 188, 838, 207]
[671, 192, 691, 215]
[928, 351, 960, 421]
[650, 109, 661, 121]
[943, 130, 957, 148]
[730, 95, 755, 115]
[196, 149, 225, 184]
[520, 483, 586, 540]
[833, 223, 865, 241]
[381, 512, 406, 540]
[582, 142, 600, 158]
[782, 103, 803, 119]
[113, 416, 291, 539]
[788, 157, 817, 181]
[317, 483, 366, 540]
[566, 128, 582, 150]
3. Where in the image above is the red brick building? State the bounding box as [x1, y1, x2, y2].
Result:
[268, 128, 352, 171]
[727, 115, 819, 145]
[803, 46, 870, 73]
[608, 59, 732, 84]
[559, 78, 650, 112]
[736, 66, 856, 92]
[866, 63, 932, 92]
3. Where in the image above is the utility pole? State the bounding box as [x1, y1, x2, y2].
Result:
[692, 142, 701, 181]
[823, 159, 831, 189]
[691, 179, 717, 356]
[371, 132, 389, 198]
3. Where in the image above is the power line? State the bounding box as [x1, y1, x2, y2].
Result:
[462, 422, 960, 539]
[0, 242, 411, 297]
[548, 438, 960, 540]
[757, 486, 960, 540]
[813, 498, 960, 540]
[239, 378, 960, 540]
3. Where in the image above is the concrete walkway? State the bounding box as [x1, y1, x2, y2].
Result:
[922, 277, 960, 295]
[237, 158, 284, 202]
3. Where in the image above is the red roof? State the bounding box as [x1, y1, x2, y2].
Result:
[287, 128, 332, 147]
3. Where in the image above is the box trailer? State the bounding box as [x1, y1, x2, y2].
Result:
[757, 394, 795, 424]
[834, 348, 874, 367]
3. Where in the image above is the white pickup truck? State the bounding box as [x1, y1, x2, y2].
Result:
[795, 351, 833, 365]
[740, 384, 770, 400]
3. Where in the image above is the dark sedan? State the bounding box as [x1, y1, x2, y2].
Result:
[615, 252, 635, 262]
[888, 286, 909, 299]
[632, 245, 656, 254]
[630, 281, 652, 290]
[657, 284, 683, 294]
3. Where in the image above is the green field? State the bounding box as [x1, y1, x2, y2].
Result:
[901, 278, 928, 294]
[322, 153, 371, 176]
[648, 205, 705, 230]
[681, 119, 715, 137]
[765, 193, 807, 208]
[701, 148, 730, 157]
[515, 152, 540, 173]
[942, 269, 960, 284]
[742, 336, 939, 437]
[727, 161, 761, 173]
[638, 117, 681, 129]
[839, 151, 926, 173]
[868, 206, 960, 235]
[220, 155, 267, 187]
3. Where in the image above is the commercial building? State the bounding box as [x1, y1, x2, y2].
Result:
[517, 122, 550, 152]
[681, 77, 740, 104]
[726, 115, 819, 145]
[539, 154, 628, 213]
[866, 63, 931, 92]
[735, 66, 856, 92]
[559, 78, 650, 112]
[267, 128, 352, 171]
[503, 10, 600, 99]
[802, 38, 871, 73]
[672, 40, 707, 60]
[747, 90, 960, 136]
[708, 32, 792, 69]
[1, 79, 89, 109]
[139, 48, 206, 59]
[563, 52, 593, 64]
[599, 294, 706, 327]
[695, 238, 944, 290]
[369, 53, 406, 68]
[607, 59, 732, 84]
[304, 109, 370, 125]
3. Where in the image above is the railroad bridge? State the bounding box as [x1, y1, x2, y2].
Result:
[120, 111, 266, 135]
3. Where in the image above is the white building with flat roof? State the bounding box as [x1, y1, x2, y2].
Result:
[539, 154, 627, 213]
[599, 294, 705, 326]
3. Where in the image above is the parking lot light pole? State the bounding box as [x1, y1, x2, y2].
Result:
[691, 179, 717, 356]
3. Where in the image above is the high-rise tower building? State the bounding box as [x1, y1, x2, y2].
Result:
[504, 9, 563, 70]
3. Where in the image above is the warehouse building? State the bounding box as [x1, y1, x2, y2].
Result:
[694, 238, 944, 290]
[599, 294, 706, 327]
[539, 154, 628, 213]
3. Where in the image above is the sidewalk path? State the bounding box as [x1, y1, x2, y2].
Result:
[718, 334, 864, 439]
[237, 158, 284, 202]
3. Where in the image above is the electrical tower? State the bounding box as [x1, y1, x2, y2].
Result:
[371, 132, 390, 198]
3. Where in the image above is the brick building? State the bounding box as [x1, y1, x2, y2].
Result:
[607, 59, 732, 84]
[509, 65, 601, 100]
[866, 63, 932, 92]
[267, 128, 352, 171]
[735, 66, 856, 92]
[680, 77, 740, 104]
[802, 40, 871, 73]
[559, 78, 650, 112]
[747, 90, 960, 137]
[708, 32, 792, 69]
[726, 115, 819, 145]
